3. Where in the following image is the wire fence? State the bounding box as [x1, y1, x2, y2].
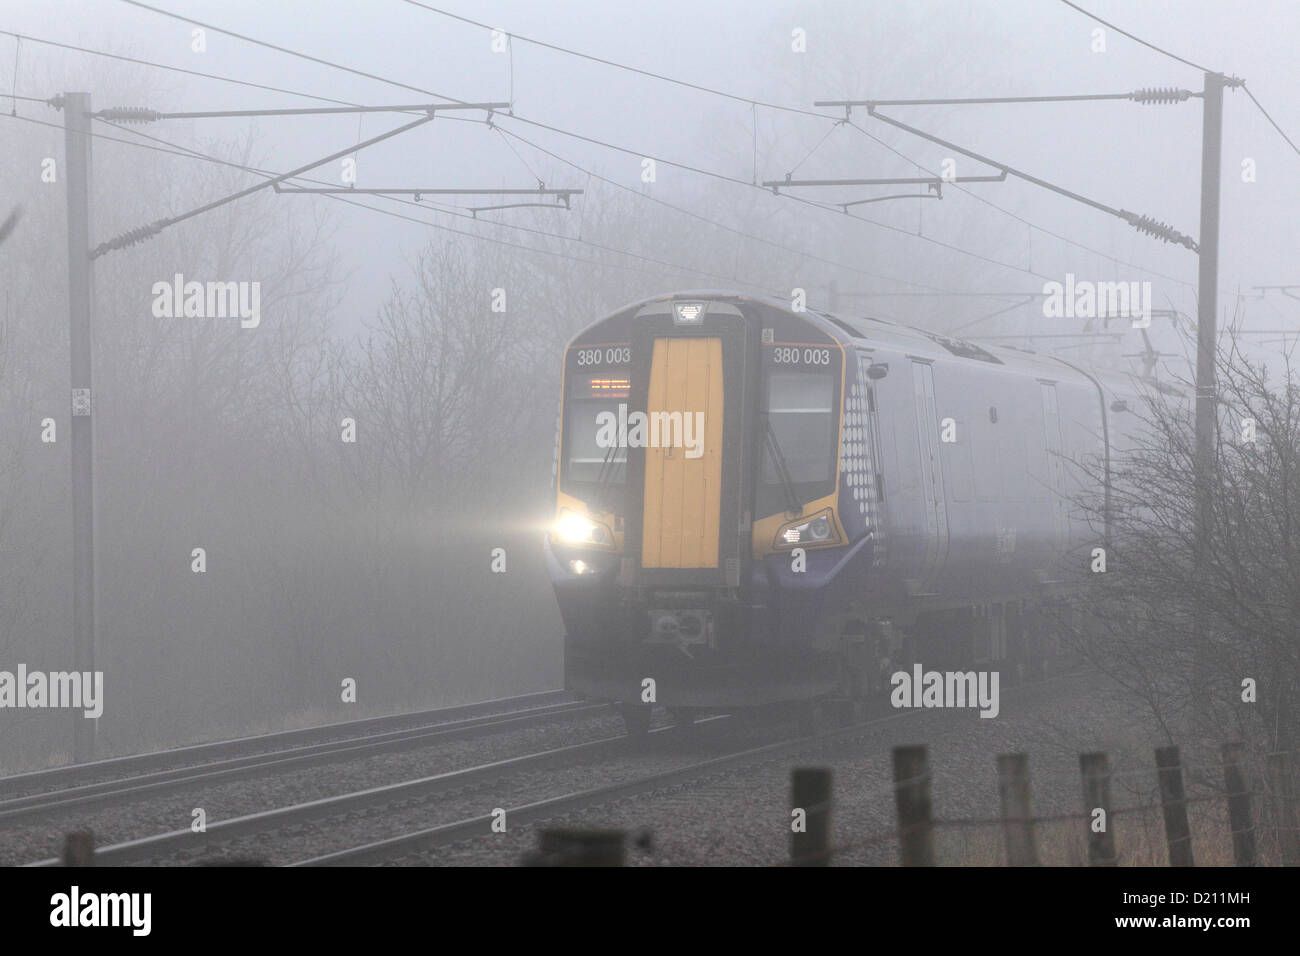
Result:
[774, 742, 1300, 867]
[524, 741, 1300, 867]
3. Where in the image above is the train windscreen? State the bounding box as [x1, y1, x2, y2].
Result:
[758, 367, 837, 515]
[563, 370, 630, 485]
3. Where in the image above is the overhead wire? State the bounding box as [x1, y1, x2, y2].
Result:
[9, 26, 954, 295]
[57, 12, 942, 292]
[32, 3, 1254, 304]
[1055, 0, 1217, 74]
[109, 0, 1168, 290]
[0, 108, 788, 294]
[1242, 85, 1300, 160]
[1055, 2, 1300, 162]
[398, 0, 1202, 289]
[491, 124, 959, 293]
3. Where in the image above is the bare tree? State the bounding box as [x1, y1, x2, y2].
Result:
[1064, 332, 1300, 769]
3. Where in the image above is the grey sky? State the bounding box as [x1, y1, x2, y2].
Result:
[4, 0, 1297, 366]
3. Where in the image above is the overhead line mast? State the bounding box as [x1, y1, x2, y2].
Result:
[818, 65, 1245, 733]
[47, 93, 509, 761]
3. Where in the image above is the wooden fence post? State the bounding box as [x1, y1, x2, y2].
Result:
[1079, 752, 1116, 866]
[1156, 745, 1195, 866]
[1221, 742, 1256, 867]
[790, 767, 832, 866]
[63, 830, 94, 867]
[894, 745, 934, 866]
[1266, 751, 1300, 867]
[997, 753, 1038, 866]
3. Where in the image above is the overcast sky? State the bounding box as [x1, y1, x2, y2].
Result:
[4, 0, 1297, 365]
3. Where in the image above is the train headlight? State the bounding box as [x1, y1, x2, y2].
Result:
[555, 508, 613, 548]
[673, 301, 706, 325]
[774, 509, 841, 550]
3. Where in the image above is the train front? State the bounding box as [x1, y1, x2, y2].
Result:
[546, 293, 871, 729]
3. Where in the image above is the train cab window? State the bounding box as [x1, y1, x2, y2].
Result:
[758, 369, 837, 515]
[563, 371, 629, 485]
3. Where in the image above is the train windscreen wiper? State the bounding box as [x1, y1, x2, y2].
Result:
[765, 418, 803, 515]
[592, 440, 623, 511]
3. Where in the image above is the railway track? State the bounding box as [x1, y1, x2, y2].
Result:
[0, 691, 603, 823]
[294, 669, 1087, 866]
[20, 668, 1084, 866]
[23, 719, 715, 866]
[23, 706, 916, 867]
[291, 721, 863, 866]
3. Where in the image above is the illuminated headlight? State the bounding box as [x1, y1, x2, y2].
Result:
[555, 508, 613, 547]
[673, 301, 705, 325]
[774, 510, 840, 549]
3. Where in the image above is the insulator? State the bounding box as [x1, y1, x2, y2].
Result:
[93, 220, 163, 257]
[98, 106, 162, 124]
[1130, 87, 1191, 105]
[113, 222, 159, 247]
[1121, 210, 1199, 252]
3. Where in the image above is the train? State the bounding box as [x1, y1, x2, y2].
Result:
[544, 290, 1149, 734]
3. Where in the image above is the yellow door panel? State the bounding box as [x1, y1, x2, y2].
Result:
[659, 340, 687, 565]
[642, 337, 723, 568]
[641, 340, 667, 567]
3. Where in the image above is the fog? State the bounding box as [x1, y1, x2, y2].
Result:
[1, 0, 1297, 770]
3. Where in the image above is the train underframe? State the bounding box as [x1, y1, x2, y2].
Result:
[554, 557, 1070, 736]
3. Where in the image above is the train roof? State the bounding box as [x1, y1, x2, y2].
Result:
[591, 289, 1182, 401]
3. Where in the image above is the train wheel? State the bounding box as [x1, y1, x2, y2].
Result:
[618, 702, 653, 738]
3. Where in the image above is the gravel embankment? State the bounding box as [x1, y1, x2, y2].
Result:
[410, 669, 1174, 866]
[2, 708, 625, 866]
[8, 668, 1210, 867]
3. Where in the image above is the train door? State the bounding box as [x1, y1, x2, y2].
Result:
[641, 337, 725, 569]
[1039, 382, 1069, 552]
[910, 360, 949, 590]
